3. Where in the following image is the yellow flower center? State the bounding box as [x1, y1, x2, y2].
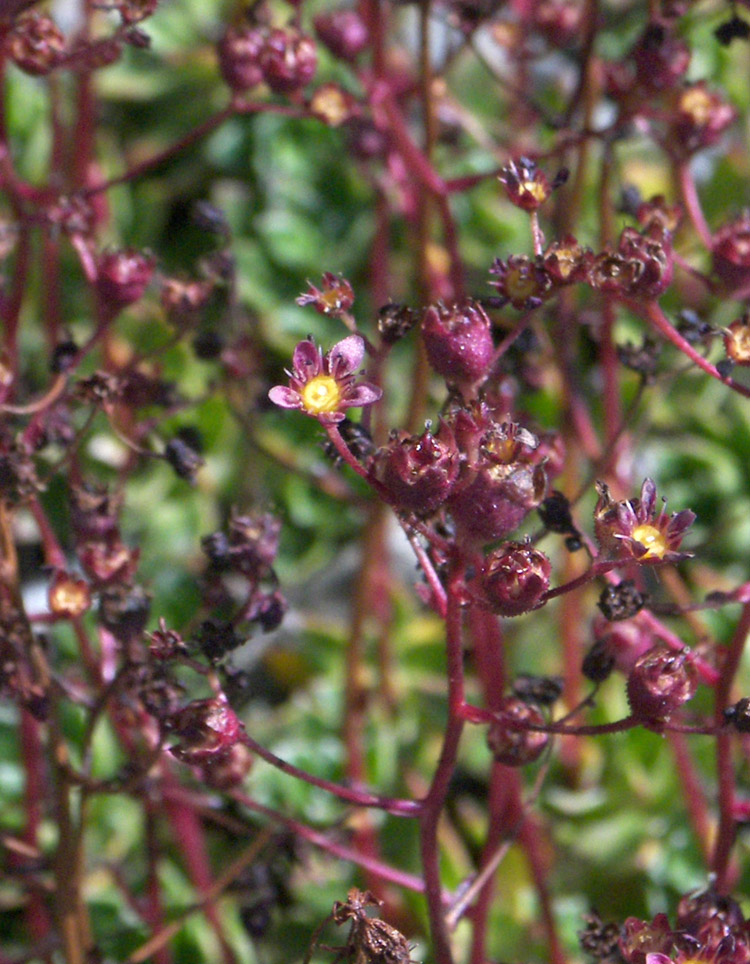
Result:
[551, 246, 578, 279]
[680, 87, 712, 125]
[632, 523, 668, 559]
[301, 374, 343, 414]
[727, 322, 750, 364]
[320, 289, 343, 311]
[506, 267, 538, 300]
[521, 178, 548, 203]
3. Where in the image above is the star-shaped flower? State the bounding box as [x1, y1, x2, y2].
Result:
[594, 478, 695, 565]
[268, 335, 382, 423]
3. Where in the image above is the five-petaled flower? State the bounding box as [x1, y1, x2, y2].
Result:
[268, 335, 382, 422]
[594, 478, 695, 565]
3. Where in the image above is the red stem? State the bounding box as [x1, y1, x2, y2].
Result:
[711, 602, 750, 890]
[228, 788, 428, 894]
[161, 768, 237, 964]
[635, 299, 750, 400]
[418, 557, 467, 964]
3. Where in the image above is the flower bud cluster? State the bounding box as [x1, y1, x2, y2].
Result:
[371, 391, 559, 566]
[218, 23, 317, 95]
[490, 214, 675, 312]
[601, 15, 736, 158]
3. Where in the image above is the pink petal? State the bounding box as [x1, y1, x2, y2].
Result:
[342, 382, 383, 408]
[329, 334, 365, 377]
[292, 339, 322, 375]
[640, 478, 657, 518]
[668, 509, 696, 536]
[268, 386, 303, 410]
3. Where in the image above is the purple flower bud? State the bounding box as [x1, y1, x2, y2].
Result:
[626, 645, 698, 723]
[631, 21, 690, 91]
[96, 249, 156, 311]
[480, 542, 551, 616]
[449, 464, 545, 542]
[421, 300, 494, 384]
[169, 696, 243, 764]
[260, 28, 317, 94]
[487, 698, 549, 766]
[6, 13, 65, 76]
[217, 24, 266, 92]
[449, 424, 547, 544]
[373, 421, 459, 517]
[314, 8, 368, 62]
[713, 213, 750, 293]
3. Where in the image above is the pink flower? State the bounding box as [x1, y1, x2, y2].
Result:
[594, 478, 695, 565]
[268, 335, 381, 423]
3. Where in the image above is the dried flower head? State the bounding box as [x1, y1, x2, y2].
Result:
[373, 421, 459, 517]
[543, 235, 593, 285]
[479, 542, 551, 616]
[724, 314, 750, 366]
[377, 302, 419, 344]
[297, 272, 354, 316]
[6, 13, 65, 75]
[48, 571, 91, 619]
[626, 645, 698, 723]
[490, 254, 552, 310]
[671, 81, 736, 155]
[512, 673, 563, 706]
[598, 581, 647, 621]
[168, 695, 243, 764]
[487, 697, 549, 765]
[147, 619, 188, 661]
[318, 888, 416, 964]
[268, 335, 381, 422]
[630, 20, 690, 91]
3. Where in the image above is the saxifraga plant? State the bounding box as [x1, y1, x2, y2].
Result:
[3, 1, 750, 963]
